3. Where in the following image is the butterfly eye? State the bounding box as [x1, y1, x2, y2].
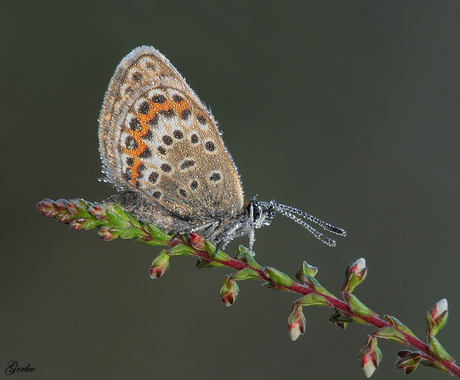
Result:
[248, 199, 264, 222]
[252, 203, 261, 222]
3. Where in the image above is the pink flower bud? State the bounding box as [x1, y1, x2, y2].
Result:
[287, 304, 306, 341]
[430, 299, 448, 321]
[57, 213, 71, 224]
[426, 298, 449, 336]
[358, 336, 381, 378]
[89, 204, 108, 221]
[52, 201, 67, 213]
[66, 202, 79, 215]
[189, 233, 206, 251]
[221, 290, 236, 307]
[149, 252, 170, 279]
[362, 354, 377, 378]
[220, 275, 239, 307]
[342, 258, 368, 293]
[36, 199, 58, 217]
[70, 218, 87, 230]
[98, 226, 115, 241]
[348, 258, 366, 277]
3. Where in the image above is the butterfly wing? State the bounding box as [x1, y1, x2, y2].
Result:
[99, 46, 244, 221]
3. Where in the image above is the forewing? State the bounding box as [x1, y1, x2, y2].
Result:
[99, 46, 244, 219]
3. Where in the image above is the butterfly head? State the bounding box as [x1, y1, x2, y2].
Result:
[247, 197, 276, 230]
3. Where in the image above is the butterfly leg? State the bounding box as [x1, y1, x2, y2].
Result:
[169, 219, 220, 247]
[210, 220, 252, 255]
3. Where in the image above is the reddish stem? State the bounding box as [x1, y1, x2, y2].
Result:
[187, 245, 460, 378]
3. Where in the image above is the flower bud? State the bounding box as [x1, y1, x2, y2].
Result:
[219, 275, 239, 307]
[362, 355, 377, 378]
[296, 261, 318, 283]
[287, 304, 306, 341]
[188, 233, 206, 251]
[329, 310, 348, 330]
[394, 350, 421, 375]
[426, 299, 448, 337]
[431, 298, 448, 318]
[342, 258, 367, 293]
[89, 204, 108, 221]
[65, 202, 79, 215]
[149, 251, 170, 279]
[56, 213, 71, 224]
[98, 226, 116, 241]
[70, 218, 88, 230]
[52, 200, 67, 213]
[358, 335, 381, 378]
[36, 199, 57, 217]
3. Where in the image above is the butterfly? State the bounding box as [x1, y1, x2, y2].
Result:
[98, 46, 346, 251]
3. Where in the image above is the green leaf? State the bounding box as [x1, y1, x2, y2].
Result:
[111, 203, 131, 221]
[306, 276, 335, 298]
[167, 244, 196, 256]
[82, 218, 100, 230]
[136, 238, 167, 247]
[345, 293, 377, 318]
[151, 250, 169, 263]
[297, 293, 331, 307]
[125, 211, 144, 228]
[372, 326, 408, 345]
[240, 248, 263, 270]
[384, 315, 417, 339]
[264, 267, 295, 287]
[144, 223, 171, 242]
[204, 242, 231, 261]
[235, 245, 254, 260]
[106, 210, 128, 228]
[196, 259, 226, 269]
[230, 268, 261, 281]
[119, 227, 143, 239]
[428, 335, 454, 362]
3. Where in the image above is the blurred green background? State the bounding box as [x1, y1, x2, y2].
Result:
[1, 1, 459, 379]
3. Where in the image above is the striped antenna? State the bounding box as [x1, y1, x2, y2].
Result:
[259, 200, 347, 247]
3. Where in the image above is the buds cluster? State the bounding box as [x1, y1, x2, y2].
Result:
[37, 198, 459, 378]
[37, 198, 99, 230]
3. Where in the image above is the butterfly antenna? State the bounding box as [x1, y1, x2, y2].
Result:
[263, 201, 347, 247]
